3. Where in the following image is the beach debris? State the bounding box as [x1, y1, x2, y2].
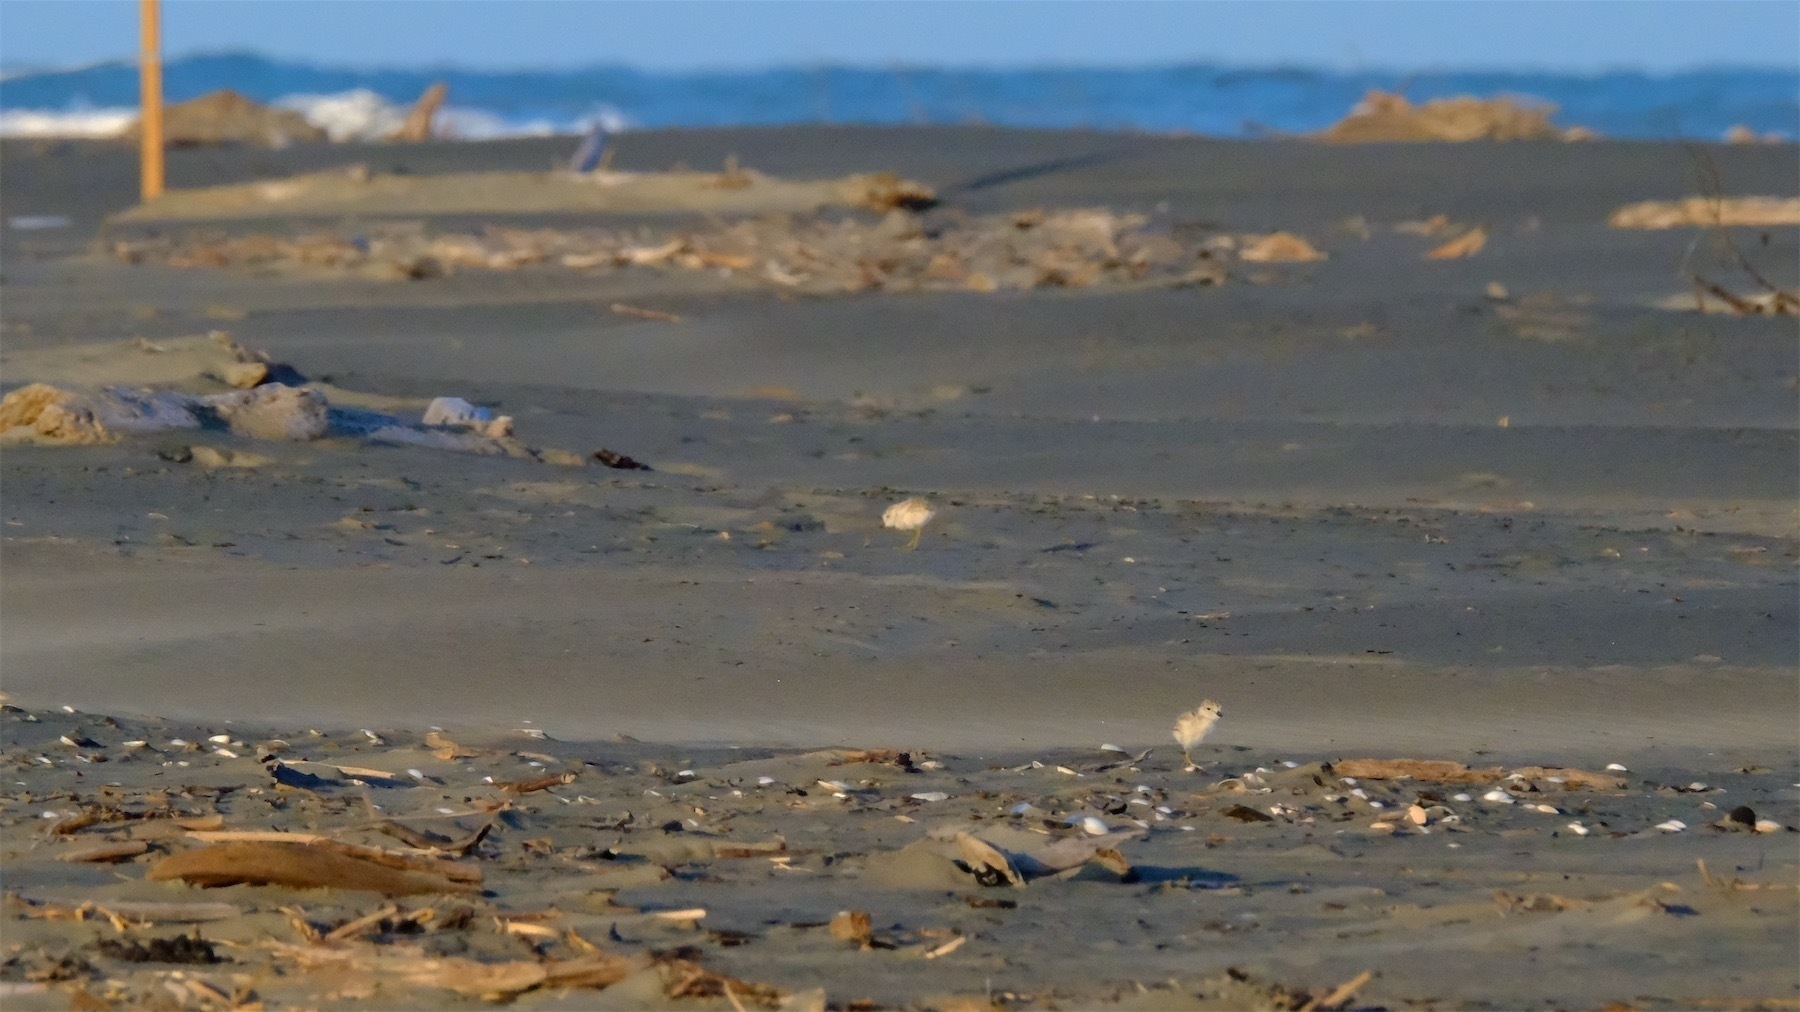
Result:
[1222, 804, 1275, 823]
[122, 89, 327, 148]
[1609, 196, 1800, 229]
[594, 448, 653, 470]
[1318, 89, 1588, 142]
[568, 123, 610, 173]
[1426, 226, 1488, 260]
[922, 934, 967, 959]
[1238, 232, 1326, 263]
[1172, 700, 1222, 770]
[205, 383, 330, 440]
[0, 383, 116, 445]
[952, 833, 1025, 888]
[108, 204, 1242, 296]
[829, 909, 873, 947]
[610, 302, 684, 323]
[57, 840, 149, 863]
[389, 82, 447, 143]
[95, 933, 220, 965]
[1300, 969, 1375, 1012]
[882, 497, 935, 551]
[147, 838, 482, 896]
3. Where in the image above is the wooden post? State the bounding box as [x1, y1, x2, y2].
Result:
[139, 0, 164, 200]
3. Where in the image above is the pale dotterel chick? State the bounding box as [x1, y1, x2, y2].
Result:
[882, 497, 935, 550]
[1173, 700, 1222, 771]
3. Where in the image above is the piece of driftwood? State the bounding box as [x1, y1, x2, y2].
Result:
[390, 83, 447, 143]
[149, 839, 481, 895]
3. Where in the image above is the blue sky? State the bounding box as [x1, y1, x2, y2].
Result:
[2, 0, 1796, 73]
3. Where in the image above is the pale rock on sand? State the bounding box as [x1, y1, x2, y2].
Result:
[204, 384, 329, 440]
[422, 396, 514, 439]
[882, 497, 935, 551]
[1174, 700, 1223, 771]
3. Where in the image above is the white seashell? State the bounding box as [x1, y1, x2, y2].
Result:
[208, 734, 232, 744]
[1453, 792, 1473, 802]
[1369, 821, 1395, 832]
[817, 779, 851, 792]
[1481, 790, 1514, 804]
[407, 769, 425, 780]
[1687, 782, 1707, 791]
[1128, 798, 1150, 806]
[1532, 804, 1559, 814]
[1068, 815, 1110, 836]
[214, 748, 238, 758]
[1654, 820, 1686, 832]
[1340, 777, 1358, 785]
[57, 736, 77, 748]
[1368, 800, 1385, 809]
[675, 769, 696, 778]
[1282, 760, 1300, 768]
[1350, 788, 1369, 800]
[1055, 765, 1079, 776]
[1100, 744, 1128, 754]
[168, 739, 189, 748]
[1155, 806, 1174, 815]
[361, 729, 384, 744]
[1009, 803, 1040, 816]
[1605, 763, 1628, 771]
[61, 705, 76, 714]
[918, 760, 944, 770]
[1407, 804, 1428, 826]
[757, 776, 776, 786]
[121, 740, 147, 749]
[911, 792, 948, 802]
[1567, 822, 1591, 836]
[1753, 820, 1782, 833]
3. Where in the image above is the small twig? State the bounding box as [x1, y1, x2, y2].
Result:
[610, 302, 682, 323]
[1302, 969, 1375, 1011]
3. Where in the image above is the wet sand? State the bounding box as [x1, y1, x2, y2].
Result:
[1, 128, 1796, 1007]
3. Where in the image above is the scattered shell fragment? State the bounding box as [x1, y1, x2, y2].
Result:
[1605, 763, 1628, 771]
[1654, 820, 1687, 833]
[1481, 790, 1514, 804]
[910, 792, 948, 803]
[1567, 822, 1591, 836]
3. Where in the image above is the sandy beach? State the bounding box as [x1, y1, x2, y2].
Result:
[1, 128, 1795, 1008]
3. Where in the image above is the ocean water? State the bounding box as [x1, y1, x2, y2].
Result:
[1, 52, 1795, 142]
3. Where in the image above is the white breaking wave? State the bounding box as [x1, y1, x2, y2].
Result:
[0, 106, 135, 138]
[0, 89, 631, 140]
[274, 89, 405, 142]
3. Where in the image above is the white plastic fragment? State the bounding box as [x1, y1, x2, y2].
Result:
[422, 397, 494, 427]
